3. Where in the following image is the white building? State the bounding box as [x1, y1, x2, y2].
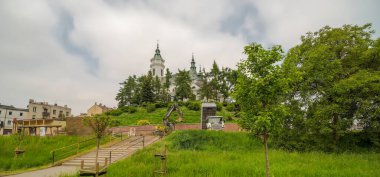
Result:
[149, 43, 204, 100]
[0, 104, 28, 135]
[150, 43, 166, 78]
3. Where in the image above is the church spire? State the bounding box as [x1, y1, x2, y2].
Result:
[191, 53, 196, 69]
[155, 41, 160, 55]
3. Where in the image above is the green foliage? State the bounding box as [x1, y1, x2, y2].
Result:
[278, 24, 380, 152]
[109, 119, 121, 127]
[175, 69, 193, 101]
[155, 102, 168, 108]
[136, 119, 151, 125]
[215, 102, 223, 111]
[146, 103, 156, 113]
[128, 106, 137, 113]
[109, 106, 236, 126]
[0, 135, 110, 173]
[167, 130, 258, 151]
[105, 109, 123, 116]
[116, 75, 137, 107]
[186, 101, 201, 111]
[77, 131, 380, 177]
[82, 114, 111, 139]
[226, 103, 235, 112]
[235, 43, 287, 136]
[140, 71, 155, 103]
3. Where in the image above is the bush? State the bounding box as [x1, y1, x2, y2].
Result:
[109, 119, 121, 127]
[137, 119, 151, 125]
[106, 109, 123, 116]
[186, 101, 201, 111]
[146, 104, 156, 113]
[155, 102, 168, 108]
[128, 106, 137, 113]
[216, 102, 223, 111]
[226, 103, 235, 112]
[119, 106, 129, 113]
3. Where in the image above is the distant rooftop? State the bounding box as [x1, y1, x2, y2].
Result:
[0, 104, 28, 112]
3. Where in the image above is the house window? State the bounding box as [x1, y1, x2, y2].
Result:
[7, 120, 11, 125]
[33, 107, 37, 112]
[0, 110, 2, 115]
[153, 69, 156, 76]
[20, 112, 23, 116]
[53, 110, 56, 115]
[66, 112, 69, 117]
[32, 115, 36, 119]
[161, 69, 163, 76]
[9, 111, 12, 115]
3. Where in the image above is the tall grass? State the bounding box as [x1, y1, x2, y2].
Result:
[104, 131, 379, 177]
[0, 135, 111, 173]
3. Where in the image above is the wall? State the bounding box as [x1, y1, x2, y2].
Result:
[109, 123, 241, 135]
[65, 117, 93, 136]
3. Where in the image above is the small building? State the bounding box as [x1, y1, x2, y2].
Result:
[201, 103, 217, 130]
[27, 99, 72, 119]
[87, 102, 111, 116]
[0, 104, 28, 135]
[17, 119, 66, 136]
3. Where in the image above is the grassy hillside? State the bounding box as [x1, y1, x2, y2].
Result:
[0, 135, 114, 174]
[85, 131, 379, 177]
[112, 107, 235, 126]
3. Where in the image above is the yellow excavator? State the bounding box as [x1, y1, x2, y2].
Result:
[162, 103, 183, 131]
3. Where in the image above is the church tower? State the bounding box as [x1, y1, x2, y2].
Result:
[190, 53, 198, 80]
[150, 42, 165, 77]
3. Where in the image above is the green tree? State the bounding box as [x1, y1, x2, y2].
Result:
[210, 60, 221, 101]
[199, 71, 212, 102]
[164, 68, 172, 90]
[235, 43, 288, 177]
[83, 114, 111, 168]
[175, 69, 193, 101]
[140, 71, 155, 103]
[281, 24, 380, 151]
[153, 76, 162, 101]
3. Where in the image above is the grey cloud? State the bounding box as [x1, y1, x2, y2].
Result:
[53, 7, 100, 76]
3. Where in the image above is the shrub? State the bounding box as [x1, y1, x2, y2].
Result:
[186, 101, 201, 111]
[109, 119, 121, 127]
[226, 103, 235, 112]
[155, 102, 168, 108]
[137, 119, 151, 125]
[119, 106, 129, 113]
[146, 104, 156, 113]
[128, 106, 137, 113]
[216, 102, 223, 111]
[106, 109, 123, 116]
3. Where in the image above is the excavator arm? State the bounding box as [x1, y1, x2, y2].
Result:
[163, 103, 184, 131]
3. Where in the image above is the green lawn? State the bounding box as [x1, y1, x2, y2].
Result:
[112, 107, 235, 126]
[70, 130, 379, 177]
[0, 135, 114, 174]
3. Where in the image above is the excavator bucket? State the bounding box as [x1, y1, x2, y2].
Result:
[176, 117, 183, 122]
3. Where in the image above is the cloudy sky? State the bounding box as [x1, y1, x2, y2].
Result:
[0, 0, 379, 115]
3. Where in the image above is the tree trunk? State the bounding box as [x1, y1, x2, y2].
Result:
[264, 132, 270, 177]
[95, 138, 100, 167]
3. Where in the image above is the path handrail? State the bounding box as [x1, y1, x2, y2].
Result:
[50, 133, 122, 166]
[108, 135, 145, 163]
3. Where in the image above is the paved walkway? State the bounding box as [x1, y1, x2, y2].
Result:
[7, 136, 160, 177]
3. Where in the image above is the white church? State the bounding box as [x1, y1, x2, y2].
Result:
[149, 43, 204, 100]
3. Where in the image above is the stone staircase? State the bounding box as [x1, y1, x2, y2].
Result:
[62, 136, 159, 168]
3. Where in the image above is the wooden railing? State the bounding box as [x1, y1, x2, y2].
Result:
[108, 135, 145, 163]
[50, 133, 123, 166]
